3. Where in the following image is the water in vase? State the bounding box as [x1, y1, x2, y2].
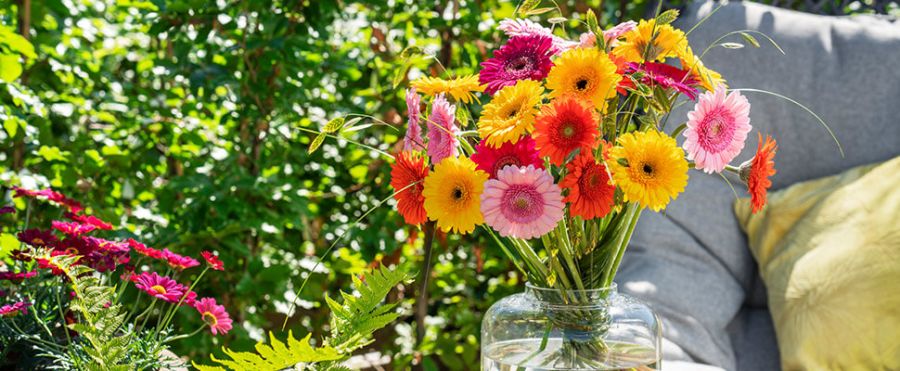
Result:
[483, 338, 659, 371]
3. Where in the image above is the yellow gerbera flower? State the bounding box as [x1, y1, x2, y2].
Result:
[545, 48, 620, 112]
[477, 80, 544, 148]
[411, 75, 485, 104]
[678, 46, 726, 91]
[608, 130, 688, 211]
[422, 156, 489, 234]
[612, 19, 688, 63]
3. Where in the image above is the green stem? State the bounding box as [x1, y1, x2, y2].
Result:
[603, 204, 642, 287]
[162, 325, 207, 343]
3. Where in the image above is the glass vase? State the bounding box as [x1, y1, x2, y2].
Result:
[481, 284, 661, 370]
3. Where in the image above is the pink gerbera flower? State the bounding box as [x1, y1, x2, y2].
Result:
[12, 187, 83, 213]
[498, 18, 577, 52]
[0, 301, 32, 317]
[480, 165, 565, 239]
[403, 88, 424, 151]
[65, 212, 114, 230]
[133, 272, 188, 303]
[683, 86, 752, 173]
[470, 137, 543, 179]
[0, 206, 14, 215]
[626, 62, 700, 100]
[479, 35, 555, 95]
[604, 21, 637, 44]
[0, 270, 38, 282]
[128, 239, 165, 260]
[51, 221, 96, 236]
[201, 251, 224, 271]
[162, 249, 200, 270]
[17, 229, 58, 247]
[425, 94, 459, 164]
[194, 297, 233, 335]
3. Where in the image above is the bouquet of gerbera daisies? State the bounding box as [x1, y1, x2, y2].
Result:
[0, 187, 230, 369]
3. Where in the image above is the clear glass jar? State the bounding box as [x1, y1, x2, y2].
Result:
[481, 283, 661, 370]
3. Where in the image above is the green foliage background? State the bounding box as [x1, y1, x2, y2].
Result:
[0, 0, 674, 368]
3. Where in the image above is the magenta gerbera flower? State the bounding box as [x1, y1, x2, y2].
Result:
[403, 88, 424, 151]
[201, 251, 224, 271]
[626, 62, 699, 100]
[480, 165, 565, 239]
[0, 206, 14, 215]
[425, 94, 459, 164]
[162, 249, 200, 270]
[128, 239, 165, 260]
[133, 272, 188, 303]
[17, 229, 58, 247]
[0, 301, 32, 317]
[479, 35, 555, 95]
[65, 212, 114, 230]
[51, 221, 96, 236]
[12, 187, 83, 213]
[194, 297, 233, 335]
[683, 86, 752, 173]
[0, 270, 37, 282]
[470, 137, 543, 179]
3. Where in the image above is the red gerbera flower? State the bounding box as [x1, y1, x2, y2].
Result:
[533, 98, 600, 166]
[560, 151, 616, 219]
[17, 229, 58, 247]
[471, 137, 544, 179]
[133, 272, 189, 303]
[65, 212, 114, 230]
[37, 258, 67, 275]
[0, 270, 38, 282]
[741, 133, 777, 213]
[128, 239, 164, 260]
[162, 249, 200, 270]
[51, 221, 96, 236]
[201, 251, 224, 271]
[193, 297, 233, 335]
[389, 151, 429, 225]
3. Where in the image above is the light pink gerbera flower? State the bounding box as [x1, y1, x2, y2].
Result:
[577, 21, 637, 48]
[133, 272, 188, 303]
[683, 86, 752, 173]
[194, 297, 233, 335]
[480, 165, 565, 239]
[425, 94, 459, 164]
[498, 18, 577, 52]
[403, 88, 424, 151]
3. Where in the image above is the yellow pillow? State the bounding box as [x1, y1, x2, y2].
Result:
[734, 156, 900, 371]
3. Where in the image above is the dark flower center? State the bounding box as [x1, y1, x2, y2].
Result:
[492, 156, 521, 176]
[560, 123, 576, 138]
[643, 164, 654, 175]
[505, 56, 533, 74]
[452, 187, 465, 201]
[575, 78, 589, 91]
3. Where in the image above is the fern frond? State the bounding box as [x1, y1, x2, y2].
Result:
[192, 332, 341, 371]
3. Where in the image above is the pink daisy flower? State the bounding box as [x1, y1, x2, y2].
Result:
[479, 35, 555, 95]
[201, 251, 224, 271]
[0, 270, 37, 282]
[162, 249, 200, 270]
[65, 212, 114, 230]
[51, 221, 96, 236]
[12, 187, 83, 213]
[403, 88, 424, 151]
[626, 62, 699, 100]
[683, 86, 752, 173]
[0, 301, 31, 317]
[470, 137, 543, 179]
[194, 297, 233, 335]
[128, 239, 165, 260]
[480, 165, 565, 239]
[425, 94, 459, 164]
[133, 272, 188, 303]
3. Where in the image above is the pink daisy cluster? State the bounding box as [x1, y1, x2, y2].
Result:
[0, 301, 31, 317]
[0, 270, 37, 282]
[481, 165, 565, 239]
[12, 187, 83, 213]
[683, 86, 752, 173]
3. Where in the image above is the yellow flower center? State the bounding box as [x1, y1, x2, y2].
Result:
[151, 285, 167, 295]
[202, 311, 218, 326]
[34, 238, 45, 245]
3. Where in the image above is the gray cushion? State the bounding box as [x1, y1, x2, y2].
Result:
[617, 1, 900, 370]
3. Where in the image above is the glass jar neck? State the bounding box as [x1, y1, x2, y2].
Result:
[525, 283, 618, 308]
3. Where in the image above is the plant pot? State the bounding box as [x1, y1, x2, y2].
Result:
[481, 283, 661, 370]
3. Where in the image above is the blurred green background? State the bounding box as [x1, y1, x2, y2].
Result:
[2, 0, 891, 369]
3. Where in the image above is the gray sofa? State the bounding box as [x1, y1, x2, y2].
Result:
[615, 2, 900, 370]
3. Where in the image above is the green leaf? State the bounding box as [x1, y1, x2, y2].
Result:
[3, 118, 19, 137]
[547, 17, 567, 24]
[308, 133, 326, 154]
[197, 331, 342, 370]
[399, 45, 423, 59]
[0, 54, 22, 82]
[37, 146, 69, 162]
[656, 9, 680, 25]
[322, 117, 345, 133]
[739, 32, 761, 48]
[526, 7, 555, 16]
[0, 27, 36, 59]
[516, 0, 541, 15]
[0, 233, 19, 259]
[585, 9, 599, 33]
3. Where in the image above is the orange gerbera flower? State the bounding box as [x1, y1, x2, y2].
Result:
[740, 133, 777, 214]
[560, 151, 616, 220]
[390, 151, 430, 225]
[533, 98, 600, 166]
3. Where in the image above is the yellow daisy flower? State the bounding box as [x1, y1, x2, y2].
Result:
[608, 130, 688, 211]
[422, 156, 489, 234]
[477, 80, 544, 148]
[612, 19, 688, 63]
[545, 48, 620, 113]
[678, 46, 726, 91]
[411, 75, 485, 104]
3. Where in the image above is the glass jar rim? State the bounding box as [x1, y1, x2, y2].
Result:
[525, 283, 618, 307]
[524, 282, 618, 294]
